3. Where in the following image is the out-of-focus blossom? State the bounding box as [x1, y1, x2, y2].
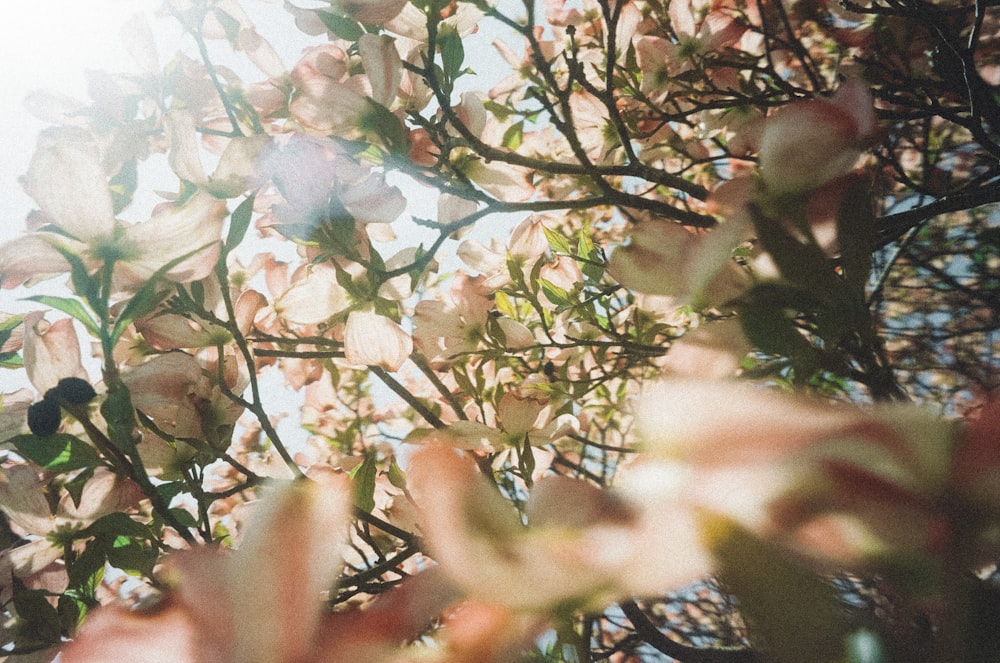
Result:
[661, 318, 751, 378]
[0, 129, 226, 292]
[758, 79, 878, 195]
[409, 445, 714, 611]
[343, 309, 413, 371]
[62, 476, 358, 663]
[634, 379, 1000, 573]
[288, 44, 371, 136]
[608, 217, 752, 310]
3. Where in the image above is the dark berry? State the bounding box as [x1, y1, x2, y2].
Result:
[55, 377, 97, 405]
[27, 399, 61, 437]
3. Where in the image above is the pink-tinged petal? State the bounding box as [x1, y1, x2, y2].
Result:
[608, 217, 751, 308]
[24, 315, 87, 394]
[0, 234, 77, 289]
[0, 540, 62, 586]
[233, 289, 268, 336]
[290, 80, 371, 135]
[343, 310, 412, 371]
[410, 446, 685, 610]
[498, 390, 546, 438]
[0, 389, 33, 440]
[165, 110, 208, 184]
[340, 171, 406, 225]
[120, 12, 159, 74]
[330, 0, 409, 25]
[236, 26, 286, 79]
[438, 192, 478, 226]
[953, 398, 1000, 506]
[61, 599, 210, 663]
[122, 352, 204, 433]
[275, 264, 350, 326]
[358, 34, 402, 107]
[635, 379, 891, 465]
[661, 318, 751, 378]
[208, 135, 271, 198]
[22, 89, 87, 127]
[230, 475, 352, 663]
[0, 466, 56, 534]
[460, 157, 535, 202]
[57, 468, 143, 526]
[136, 313, 227, 350]
[758, 79, 877, 194]
[121, 193, 226, 287]
[23, 128, 115, 241]
[405, 420, 505, 451]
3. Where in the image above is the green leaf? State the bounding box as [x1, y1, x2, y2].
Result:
[0, 352, 24, 369]
[100, 382, 137, 452]
[63, 467, 95, 509]
[350, 454, 378, 513]
[48, 242, 100, 307]
[57, 594, 83, 635]
[67, 539, 108, 590]
[210, 7, 242, 43]
[835, 178, 876, 296]
[748, 204, 842, 301]
[156, 481, 187, 505]
[539, 279, 571, 308]
[169, 508, 198, 529]
[0, 313, 25, 346]
[707, 517, 852, 663]
[11, 433, 101, 472]
[11, 575, 60, 644]
[502, 121, 524, 151]
[226, 194, 256, 253]
[542, 225, 571, 255]
[362, 100, 410, 156]
[438, 26, 465, 85]
[109, 159, 138, 215]
[387, 457, 407, 490]
[316, 9, 365, 41]
[845, 629, 886, 663]
[104, 537, 156, 576]
[80, 512, 156, 541]
[739, 296, 820, 375]
[22, 295, 99, 337]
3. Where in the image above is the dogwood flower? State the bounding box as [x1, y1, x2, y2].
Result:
[634, 379, 1000, 575]
[62, 476, 352, 663]
[0, 467, 142, 590]
[409, 443, 727, 611]
[758, 79, 878, 195]
[608, 216, 752, 310]
[0, 129, 226, 292]
[343, 309, 413, 371]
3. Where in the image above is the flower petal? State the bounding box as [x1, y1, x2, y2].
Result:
[23, 128, 115, 241]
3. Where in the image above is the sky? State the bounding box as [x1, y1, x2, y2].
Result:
[0, 1, 160, 239]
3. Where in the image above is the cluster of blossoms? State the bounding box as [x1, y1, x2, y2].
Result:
[0, 0, 998, 661]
